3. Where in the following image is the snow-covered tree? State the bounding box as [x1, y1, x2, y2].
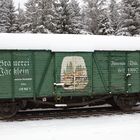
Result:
[36, 0, 54, 33]
[24, 0, 40, 33]
[15, 4, 26, 32]
[0, 0, 17, 33]
[70, 0, 84, 34]
[0, 0, 6, 32]
[117, 0, 140, 36]
[52, 0, 83, 34]
[82, 0, 109, 34]
[24, 0, 53, 33]
[109, 0, 120, 34]
[98, 13, 113, 35]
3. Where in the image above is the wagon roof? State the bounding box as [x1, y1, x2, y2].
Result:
[0, 33, 140, 52]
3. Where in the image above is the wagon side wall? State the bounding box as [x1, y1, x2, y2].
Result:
[93, 51, 140, 95]
[0, 50, 55, 100]
[34, 51, 54, 98]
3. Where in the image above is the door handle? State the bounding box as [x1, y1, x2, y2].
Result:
[54, 83, 65, 86]
[126, 73, 131, 77]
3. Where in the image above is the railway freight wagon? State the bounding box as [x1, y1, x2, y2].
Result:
[0, 34, 140, 119]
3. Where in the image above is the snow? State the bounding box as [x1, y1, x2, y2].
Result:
[0, 113, 140, 140]
[0, 34, 140, 51]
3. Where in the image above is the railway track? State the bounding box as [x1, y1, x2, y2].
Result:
[5, 105, 140, 122]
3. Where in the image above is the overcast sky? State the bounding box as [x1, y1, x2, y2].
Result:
[13, 0, 84, 9]
[13, 0, 119, 9]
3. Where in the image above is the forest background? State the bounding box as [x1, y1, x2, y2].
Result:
[0, 0, 140, 36]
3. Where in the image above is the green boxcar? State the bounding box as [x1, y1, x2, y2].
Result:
[0, 50, 140, 118]
[1, 50, 140, 98]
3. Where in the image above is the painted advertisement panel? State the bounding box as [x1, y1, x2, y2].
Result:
[61, 56, 88, 90]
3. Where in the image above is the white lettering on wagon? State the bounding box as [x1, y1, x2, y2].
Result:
[0, 68, 30, 76]
[14, 78, 32, 81]
[111, 60, 139, 73]
[0, 59, 32, 92]
[0, 60, 30, 77]
[111, 61, 125, 66]
[111, 60, 138, 66]
[118, 68, 139, 73]
[0, 60, 30, 67]
[19, 87, 32, 91]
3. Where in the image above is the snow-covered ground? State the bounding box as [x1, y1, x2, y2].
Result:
[0, 113, 140, 140]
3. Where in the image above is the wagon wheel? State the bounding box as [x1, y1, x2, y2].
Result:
[109, 100, 119, 109]
[107, 98, 119, 109]
[114, 96, 137, 111]
[0, 103, 18, 119]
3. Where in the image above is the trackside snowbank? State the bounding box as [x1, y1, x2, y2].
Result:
[0, 113, 140, 140]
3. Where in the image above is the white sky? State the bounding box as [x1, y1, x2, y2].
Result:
[13, 0, 84, 9]
[13, 0, 121, 10]
[13, 0, 28, 9]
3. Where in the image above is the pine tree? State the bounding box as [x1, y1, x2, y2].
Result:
[36, 0, 54, 33]
[109, 0, 120, 34]
[24, 0, 54, 33]
[98, 13, 113, 35]
[82, 0, 108, 34]
[24, 0, 39, 33]
[70, 0, 84, 34]
[15, 4, 26, 32]
[0, 0, 6, 32]
[0, 0, 17, 33]
[117, 0, 140, 36]
[52, 0, 82, 34]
